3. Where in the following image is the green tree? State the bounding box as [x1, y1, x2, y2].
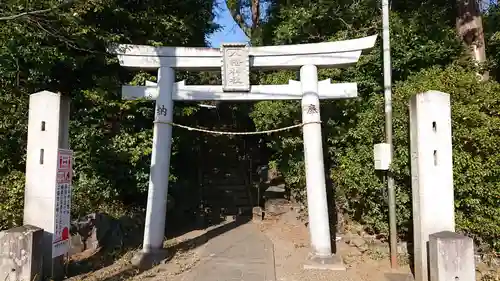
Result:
[484, 4, 500, 80]
[251, 0, 500, 251]
[0, 0, 218, 228]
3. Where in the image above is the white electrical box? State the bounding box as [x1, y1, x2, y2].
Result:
[374, 143, 391, 170]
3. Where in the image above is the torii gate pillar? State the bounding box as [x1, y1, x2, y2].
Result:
[109, 35, 377, 269]
[140, 67, 175, 253]
[300, 65, 333, 259]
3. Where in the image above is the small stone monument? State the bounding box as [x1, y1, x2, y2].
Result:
[429, 231, 475, 281]
[0, 225, 43, 281]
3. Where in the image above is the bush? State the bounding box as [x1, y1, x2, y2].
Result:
[331, 64, 500, 250]
[0, 170, 25, 229]
[253, 64, 500, 251]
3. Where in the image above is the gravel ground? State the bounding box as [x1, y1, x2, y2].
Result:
[258, 206, 412, 281]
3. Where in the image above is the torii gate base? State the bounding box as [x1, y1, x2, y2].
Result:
[110, 36, 377, 270]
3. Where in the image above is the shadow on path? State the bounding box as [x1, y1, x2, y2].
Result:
[100, 216, 253, 281]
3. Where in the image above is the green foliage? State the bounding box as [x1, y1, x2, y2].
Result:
[484, 4, 500, 80]
[0, 171, 25, 229]
[252, 0, 500, 251]
[0, 88, 28, 174]
[333, 65, 500, 249]
[0, 0, 218, 227]
[1, 0, 499, 255]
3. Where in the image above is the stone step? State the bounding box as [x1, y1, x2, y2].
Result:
[232, 197, 252, 206]
[220, 206, 253, 216]
[203, 202, 252, 213]
[203, 179, 246, 186]
[203, 188, 252, 205]
[202, 169, 245, 175]
[202, 180, 246, 184]
[215, 185, 248, 190]
[203, 190, 249, 200]
[203, 185, 248, 191]
[206, 193, 250, 200]
[201, 166, 250, 171]
[202, 172, 247, 178]
[204, 193, 250, 202]
[212, 189, 250, 197]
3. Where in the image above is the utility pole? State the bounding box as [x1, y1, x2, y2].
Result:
[382, 0, 398, 269]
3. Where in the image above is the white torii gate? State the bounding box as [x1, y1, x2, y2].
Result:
[109, 35, 377, 268]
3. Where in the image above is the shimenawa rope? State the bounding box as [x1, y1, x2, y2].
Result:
[152, 120, 321, 135]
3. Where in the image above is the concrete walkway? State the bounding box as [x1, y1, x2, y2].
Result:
[179, 220, 276, 281]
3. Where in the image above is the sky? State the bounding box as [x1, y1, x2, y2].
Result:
[206, 0, 249, 48]
[206, 0, 498, 47]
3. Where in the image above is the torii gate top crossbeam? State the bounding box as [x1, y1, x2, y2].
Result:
[108, 35, 377, 71]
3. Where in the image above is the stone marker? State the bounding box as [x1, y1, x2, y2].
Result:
[23, 91, 72, 280]
[409, 91, 455, 281]
[429, 231, 475, 281]
[264, 198, 289, 216]
[0, 225, 43, 281]
[252, 206, 264, 222]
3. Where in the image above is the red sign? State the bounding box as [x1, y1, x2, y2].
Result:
[53, 149, 73, 258]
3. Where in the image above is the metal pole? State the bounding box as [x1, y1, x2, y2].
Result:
[382, 0, 398, 268]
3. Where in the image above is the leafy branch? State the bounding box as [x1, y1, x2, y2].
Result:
[225, 0, 263, 39]
[226, 0, 251, 37]
[0, 1, 74, 21]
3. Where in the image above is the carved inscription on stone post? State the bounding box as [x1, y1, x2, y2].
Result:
[221, 43, 250, 92]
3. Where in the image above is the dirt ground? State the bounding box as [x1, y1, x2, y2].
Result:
[66, 204, 497, 281]
[66, 228, 207, 281]
[258, 205, 412, 281]
[66, 206, 411, 281]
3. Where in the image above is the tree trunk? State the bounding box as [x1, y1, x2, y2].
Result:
[226, 0, 260, 41]
[252, 0, 260, 28]
[456, 0, 489, 80]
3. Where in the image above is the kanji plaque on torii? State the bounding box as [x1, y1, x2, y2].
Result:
[221, 43, 250, 92]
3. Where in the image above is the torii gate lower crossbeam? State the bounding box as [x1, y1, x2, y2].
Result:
[109, 36, 377, 270]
